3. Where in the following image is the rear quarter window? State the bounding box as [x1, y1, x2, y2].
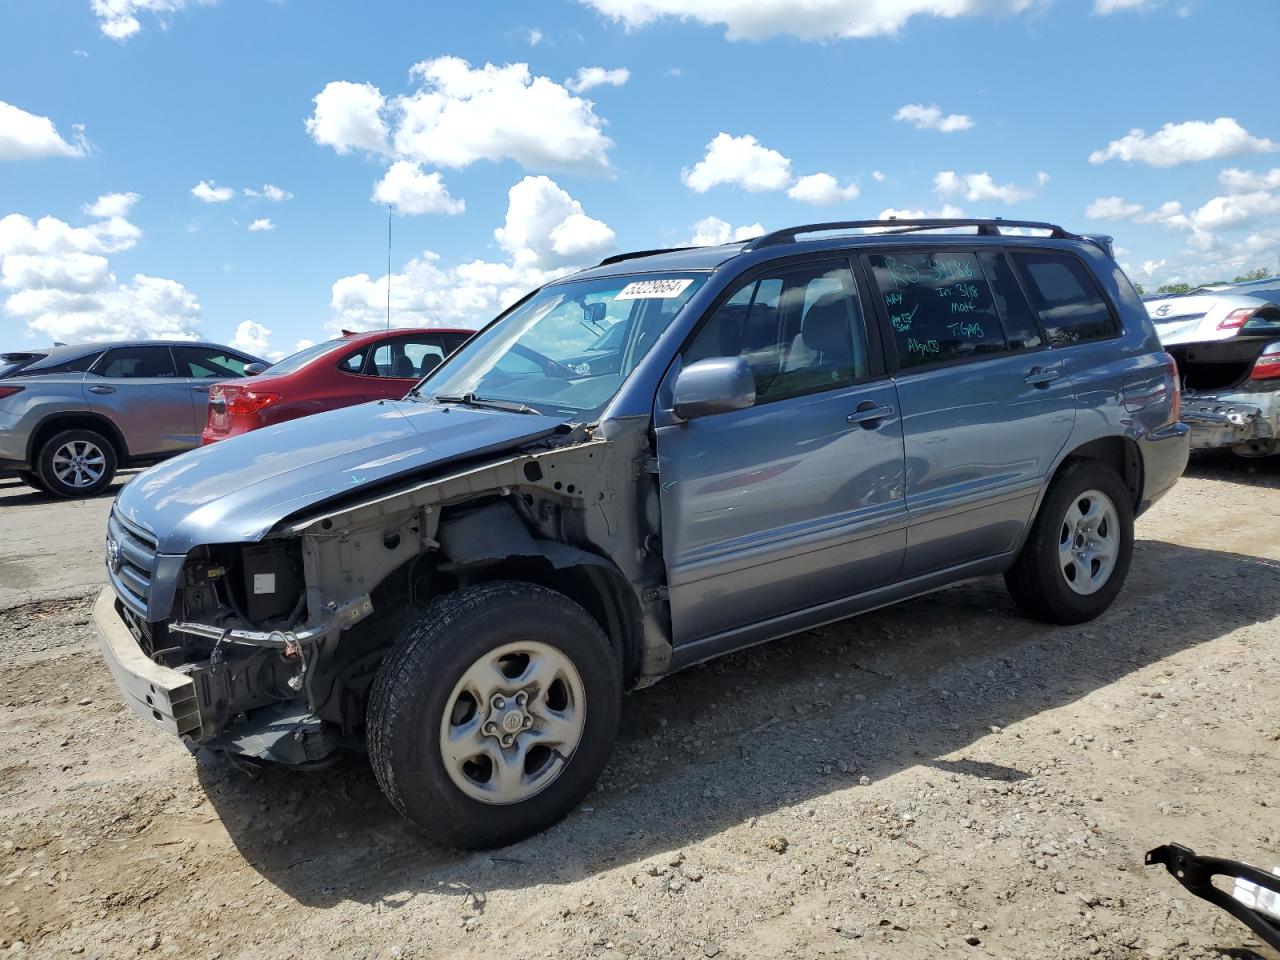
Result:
[1010, 251, 1118, 346]
[865, 250, 1007, 369]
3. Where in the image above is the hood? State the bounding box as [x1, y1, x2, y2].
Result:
[115, 399, 568, 554]
[1149, 293, 1277, 347]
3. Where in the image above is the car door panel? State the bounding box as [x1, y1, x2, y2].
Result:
[658, 380, 907, 642]
[655, 258, 907, 646]
[85, 346, 197, 456]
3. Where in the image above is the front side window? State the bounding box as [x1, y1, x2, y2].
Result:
[866, 250, 1006, 369]
[1011, 251, 1117, 346]
[685, 262, 869, 401]
[92, 346, 177, 379]
[174, 347, 251, 378]
[423, 273, 707, 416]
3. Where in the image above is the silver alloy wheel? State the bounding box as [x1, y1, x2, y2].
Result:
[1058, 488, 1120, 596]
[51, 439, 107, 489]
[439, 640, 586, 805]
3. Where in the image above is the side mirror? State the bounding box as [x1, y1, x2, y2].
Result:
[583, 301, 607, 325]
[243, 362, 267, 377]
[672, 357, 756, 420]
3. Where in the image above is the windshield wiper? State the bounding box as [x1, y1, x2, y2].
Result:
[433, 393, 542, 415]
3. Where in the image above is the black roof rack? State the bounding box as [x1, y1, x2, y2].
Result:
[741, 218, 1075, 251]
[597, 246, 697, 267]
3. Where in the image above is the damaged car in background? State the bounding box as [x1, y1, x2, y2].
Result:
[1145, 278, 1280, 458]
[95, 218, 1188, 849]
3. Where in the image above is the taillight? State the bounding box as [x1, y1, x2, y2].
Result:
[226, 391, 281, 416]
[1250, 342, 1280, 381]
[1217, 307, 1255, 331]
[0, 385, 24, 401]
[1161, 351, 1181, 424]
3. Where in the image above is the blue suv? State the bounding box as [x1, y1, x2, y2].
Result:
[94, 219, 1189, 848]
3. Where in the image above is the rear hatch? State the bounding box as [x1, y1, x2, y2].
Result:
[0, 352, 46, 379]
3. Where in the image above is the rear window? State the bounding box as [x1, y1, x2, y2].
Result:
[263, 340, 344, 375]
[866, 250, 1006, 369]
[0, 353, 45, 378]
[1010, 251, 1117, 346]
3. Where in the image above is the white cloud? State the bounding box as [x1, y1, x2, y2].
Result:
[1139, 200, 1188, 228]
[934, 170, 1032, 203]
[494, 175, 615, 269]
[1189, 191, 1280, 232]
[687, 216, 764, 246]
[230, 319, 274, 357]
[392, 57, 614, 173]
[1093, 0, 1155, 11]
[1085, 196, 1143, 220]
[0, 204, 201, 343]
[526, 27, 544, 46]
[372, 161, 465, 216]
[893, 103, 973, 133]
[0, 101, 87, 161]
[243, 183, 293, 202]
[576, 0, 1038, 41]
[1219, 167, 1280, 194]
[247, 218, 275, 232]
[787, 172, 859, 205]
[871, 170, 886, 182]
[305, 81, 391, 156]
[330, 176, 616, 333]
[566, 66, 631, 93]
[191, 180, 234, 203]
[89, 0, 197, 41]
[683, 132, 792, 193]
[877, 204, 965, 220]
[83, 192, 140, 219]
[294, 338, 316, 352]
[1089, 118, 1277, 168]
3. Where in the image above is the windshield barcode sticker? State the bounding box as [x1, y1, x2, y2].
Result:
[615, 278, 694, 300]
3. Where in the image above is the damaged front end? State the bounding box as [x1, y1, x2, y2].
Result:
[95, 411, 670, 766]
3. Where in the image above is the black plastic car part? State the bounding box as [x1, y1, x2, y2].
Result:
[1146, 843, 1280, 950]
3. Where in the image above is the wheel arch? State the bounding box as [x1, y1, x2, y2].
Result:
[28, 412, 128, 465]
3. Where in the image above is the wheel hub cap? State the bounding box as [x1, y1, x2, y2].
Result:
[1058, 489, 1120, 596]
[439, 641, 586, 805]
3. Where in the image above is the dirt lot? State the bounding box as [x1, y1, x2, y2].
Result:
[1, 456, 1278, 960]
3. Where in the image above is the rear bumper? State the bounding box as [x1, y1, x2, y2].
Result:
[1137, 422, 1191, 515]
[93, 587, 203, 738]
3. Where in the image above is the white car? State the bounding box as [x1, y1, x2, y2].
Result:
[1144, 281, 1280, 457]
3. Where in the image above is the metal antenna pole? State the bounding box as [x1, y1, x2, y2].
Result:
[386, 205, 392, 330]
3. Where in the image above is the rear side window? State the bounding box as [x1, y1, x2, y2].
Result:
[865, 251, 1006, 369]
[338, 348, 368, 374]
[173, 347, 251, 378]
[1010, 251, 1117, 346]
[977, 251, 1043, 352]
[12, 351, 102, 377]
[92, 346, 178, 379]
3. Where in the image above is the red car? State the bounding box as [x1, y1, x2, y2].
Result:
[202, 327, 474, 444]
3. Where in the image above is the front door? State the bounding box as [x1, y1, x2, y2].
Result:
[655, 259, 908, 646]
[85, 345, 198, 455]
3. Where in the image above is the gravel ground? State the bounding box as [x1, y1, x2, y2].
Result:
[1, 452, 1278, 960]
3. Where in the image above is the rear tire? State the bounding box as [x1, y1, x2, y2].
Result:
[367, 581, 621, 849]
[35, 429, 117, 499]
[1004, 460, 1134, 625]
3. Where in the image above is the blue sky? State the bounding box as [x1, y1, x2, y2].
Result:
[2, 0, 1278, 358]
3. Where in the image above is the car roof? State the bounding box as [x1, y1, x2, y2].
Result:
[563, 218, 1107, 283]
[336, 326, 475, 344]
[6, 340, 256, 363]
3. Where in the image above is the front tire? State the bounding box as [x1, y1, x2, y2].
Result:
[367, 581, 622, 849]
[17, 469, 48, 493]
[36, 429, 118, 499]
[1005, 460, 1134, 625]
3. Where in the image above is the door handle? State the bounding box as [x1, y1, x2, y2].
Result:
[1024, 367, 1059, 388]
[191, 385, 210, 393]
[846, 403, 895, 427]
[88, 385, 116, 395]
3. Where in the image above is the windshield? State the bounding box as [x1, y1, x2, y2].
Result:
[421, 273, 707, 417]
[264, 339, 346, 375]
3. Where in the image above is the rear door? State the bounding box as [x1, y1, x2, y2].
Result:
[862, 247, 1076, 578]
[655, 258, 908, 645]
[360, 333, 458, 399]
[85, 346, 196, 455]
[171, 345, 255, 431]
